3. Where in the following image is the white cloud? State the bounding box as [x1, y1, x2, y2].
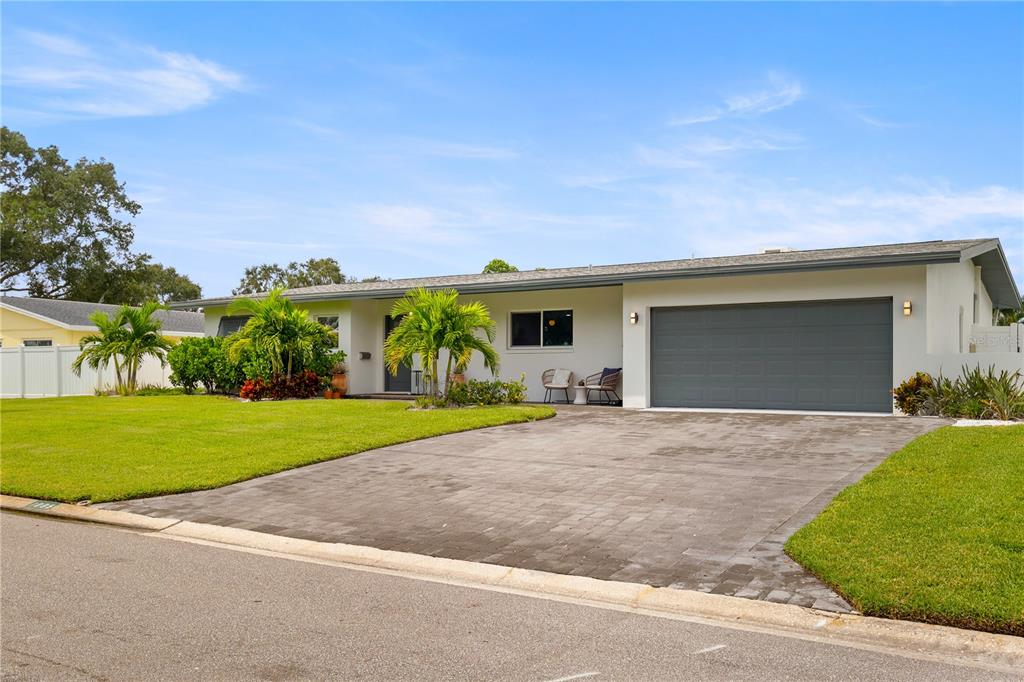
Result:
[854, 111, 906, 129]
[669, 72, 804, 126]
[20, 30, 92, 58]
[4, 30, 244, 118]
[653, 178, 1024, 262]
[685, 132, 802, 155]
[410, 140, 519, 160]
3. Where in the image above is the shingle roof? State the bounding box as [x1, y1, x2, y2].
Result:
[0, 297, 205, 334]
[174, 238, 1020, 309]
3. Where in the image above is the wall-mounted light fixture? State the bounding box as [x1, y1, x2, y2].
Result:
[902, 300, 913, 317]
[359, 351, 372, 360]
[629, 311, 639, 325]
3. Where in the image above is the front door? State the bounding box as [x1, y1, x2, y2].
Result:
[383, 315, 412, 392]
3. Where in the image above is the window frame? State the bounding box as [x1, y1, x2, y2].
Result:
[507, 309, 574, 351]
[23, 339, 53, 347]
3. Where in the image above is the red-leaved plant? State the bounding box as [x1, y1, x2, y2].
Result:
[242, 371, 323, 401]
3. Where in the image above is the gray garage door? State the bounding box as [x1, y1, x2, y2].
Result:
[650, 299, 893, 412]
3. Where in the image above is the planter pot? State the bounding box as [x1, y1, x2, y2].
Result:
[323, 389, 333, 399]
[331, 373, 348, 396]
[451, 373, 466, 385]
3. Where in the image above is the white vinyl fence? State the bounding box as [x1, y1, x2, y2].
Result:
[0, 345, 173, 398]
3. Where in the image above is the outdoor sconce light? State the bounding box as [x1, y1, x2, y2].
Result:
[629, 311, 640, 325]
[902, 300, 913, 317]
[359, 351, 372, 360]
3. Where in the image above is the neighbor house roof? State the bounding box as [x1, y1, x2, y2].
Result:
[0, 297, 205, 335]
[175, 238, 1021, 310]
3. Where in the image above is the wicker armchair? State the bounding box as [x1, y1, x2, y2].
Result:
[541, 368, 574, 403]
[583, 368, 621, 404]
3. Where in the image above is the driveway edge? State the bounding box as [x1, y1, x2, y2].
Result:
[4, 494, 1021, 671]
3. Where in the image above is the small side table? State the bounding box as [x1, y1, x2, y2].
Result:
[573, 386, 588, 405]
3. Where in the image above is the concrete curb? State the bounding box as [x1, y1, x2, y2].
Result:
[3, 495, 1021, 671]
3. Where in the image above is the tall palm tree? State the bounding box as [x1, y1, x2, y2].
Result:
[227, 288, 329, 379]
[72, 302, 173, 395]
[384, 288, 499, 398]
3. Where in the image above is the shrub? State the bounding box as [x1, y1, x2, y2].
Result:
[447, 375, 528, 406]
[241, 371, 324, 402]
[414, 395, 449, 409]
[240, 378, 268, 401]
[893, 372, 933, 415]
[917, 365, 1024, 420]
[168, 337, 244, 394]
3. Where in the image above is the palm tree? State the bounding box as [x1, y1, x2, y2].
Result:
[72, 302, 173, 395]
[997, 298, 1024, 325]
[227, 288, 329, 379]
[384, 288, 499, 399]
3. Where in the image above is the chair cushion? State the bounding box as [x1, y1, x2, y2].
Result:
[600, 367, 621, 382]
[550, 368, 571, 387]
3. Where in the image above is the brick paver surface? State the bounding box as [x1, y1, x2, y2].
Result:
[101, 407, 945, 611]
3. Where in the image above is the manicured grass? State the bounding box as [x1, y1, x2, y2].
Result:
[0, 396, 554, 503]
[786, 425, 1024, 636]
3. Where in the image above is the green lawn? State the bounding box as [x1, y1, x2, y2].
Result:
[0, 396, 554, 503]
[786, 425, 1024, 636]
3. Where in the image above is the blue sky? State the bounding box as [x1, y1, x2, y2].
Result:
[3, 2, 1022, 296]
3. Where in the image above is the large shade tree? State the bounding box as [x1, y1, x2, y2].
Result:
[227, 288, 331, 379]
[72, 302, 173, 395]
[1, 127, 200, 304]
[383, 288, 499, 398]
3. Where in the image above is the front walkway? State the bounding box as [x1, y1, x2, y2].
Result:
[101, 407, 944, 611]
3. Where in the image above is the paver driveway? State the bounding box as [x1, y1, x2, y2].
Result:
[102, 407, 945, 611]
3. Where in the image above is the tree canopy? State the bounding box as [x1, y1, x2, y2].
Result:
[383, 288, 498, 399]
[0, 127, 201, 304]
[233, 258, 346, 295]
[482, 258, 519, 274]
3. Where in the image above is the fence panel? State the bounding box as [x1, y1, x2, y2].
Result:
[0, 346, 173, 398]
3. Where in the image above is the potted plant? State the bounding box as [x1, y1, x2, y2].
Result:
[450, 358, 469, 386]
[330, 359, 348, 397]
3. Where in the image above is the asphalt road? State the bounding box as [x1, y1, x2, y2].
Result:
[0, 512, 1015, 681]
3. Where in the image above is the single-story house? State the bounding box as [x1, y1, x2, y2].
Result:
[0, 297, 205, 347]
[176, 238, 1022, 413]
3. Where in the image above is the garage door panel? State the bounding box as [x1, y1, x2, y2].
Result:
[650, 299, 893, 412]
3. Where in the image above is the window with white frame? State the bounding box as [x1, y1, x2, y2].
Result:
[509, 310, 573, 348]
[318, 316, 340, 347]
[23, 339, 53, 347]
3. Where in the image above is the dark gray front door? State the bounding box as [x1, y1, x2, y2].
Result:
[384, 315, 411, 392]
[650, 299, 893, 412]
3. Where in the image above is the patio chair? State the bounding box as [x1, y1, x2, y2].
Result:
[583, 367, 621, 404]
[541, 368, 574, 403]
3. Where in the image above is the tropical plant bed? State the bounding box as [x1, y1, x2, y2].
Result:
[785, 425, 1024, 636]
[0, 396, 555, 503]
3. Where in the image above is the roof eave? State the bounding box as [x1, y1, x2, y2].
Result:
[170, 251, 964, 310]
[963, 240, 1022, 309]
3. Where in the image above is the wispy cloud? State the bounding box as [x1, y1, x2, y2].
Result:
[669, 72, 804, 126]
[4, 29, 244, 118]
[409, 139, 519, 160]
[20, 30, 92, 58]
[853, 110, 907, 129]
[653, 177, 1023, 261]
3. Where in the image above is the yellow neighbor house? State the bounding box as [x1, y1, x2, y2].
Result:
[0, 296, 204, 347]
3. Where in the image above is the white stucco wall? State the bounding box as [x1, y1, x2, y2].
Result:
[457, 286, 624, 402]
[620, 266, 928, 409]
